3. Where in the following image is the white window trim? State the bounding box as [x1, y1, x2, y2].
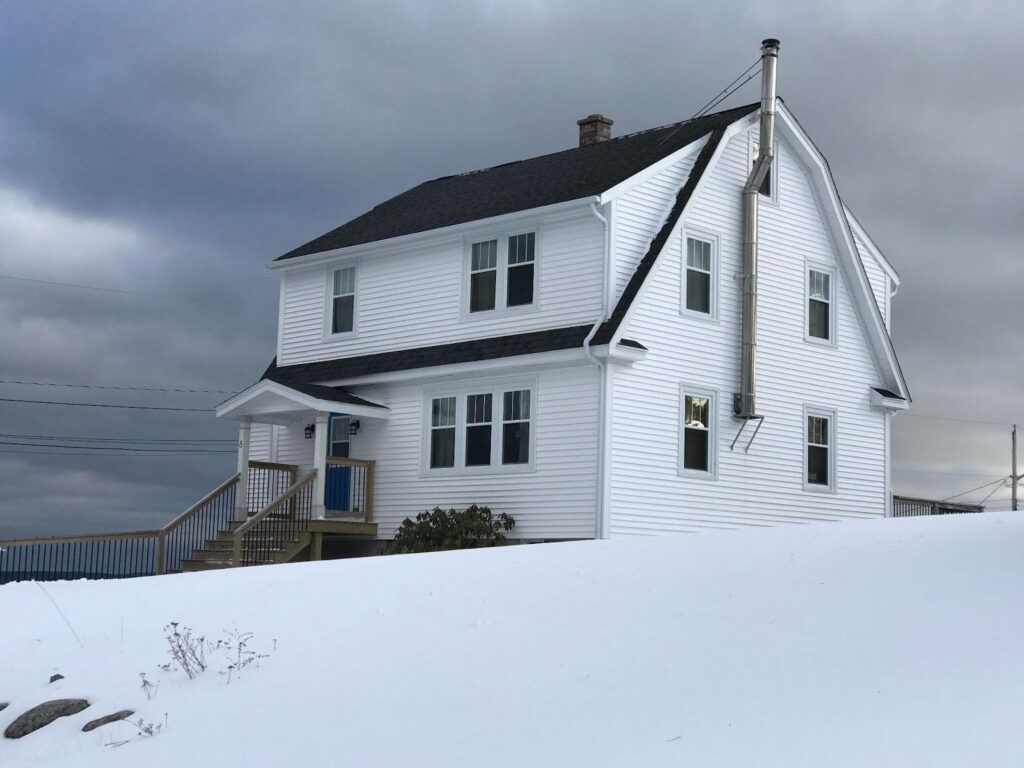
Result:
[679, 227, 720, 322]
[420, 377, 538, 477]
[803, 405, 838, 493]
[323, 261, 360, 340]
[804, 259, 837, 347]
[678, 384, 719, 480]
[749, 134, 780, 206]
[461, 229, 541, 319]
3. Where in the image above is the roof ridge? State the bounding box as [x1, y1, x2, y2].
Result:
[430, 101, 758, 184]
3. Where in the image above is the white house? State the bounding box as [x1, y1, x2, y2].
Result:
[217, 40, 909, 552]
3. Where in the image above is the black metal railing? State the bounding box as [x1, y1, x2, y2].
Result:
[234, 471, 316, 567]
[0, 530, 159, 585]
[159, 475, 240, 573]
[892, 495, 985, 517]
[247, 461, 297, 515]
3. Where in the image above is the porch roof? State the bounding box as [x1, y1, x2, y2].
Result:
[216, 378, 389, 424]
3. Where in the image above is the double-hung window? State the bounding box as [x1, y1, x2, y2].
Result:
[468, 232, 537, 314]
[329, 416, 350, 459]
[501, 389, 531, 465]
[680, 387, 716, 476]
[465, 393, 493, 467]
[684, 236, 714, 316]
[331, 265, 357, 335]
[430, 396, 457, 469]
[805, 409, 835, 489]
[807, 268, 833, 342]
[469, 240, 498, 313]
[425, 384, 534, 472]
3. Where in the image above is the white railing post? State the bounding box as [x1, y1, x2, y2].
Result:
[312, 411, 328, 519]
[234, 417, 252, 522]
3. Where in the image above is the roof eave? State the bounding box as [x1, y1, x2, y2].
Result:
[266, 196, 599, 272]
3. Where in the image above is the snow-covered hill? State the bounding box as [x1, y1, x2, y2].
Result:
[2, 512, 1022, 766]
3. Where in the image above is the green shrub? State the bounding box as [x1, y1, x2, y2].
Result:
[387, 505, 515, 554]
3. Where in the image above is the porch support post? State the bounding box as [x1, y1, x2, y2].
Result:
[234, 417, 252, 522]
[312, 411, 329, 519]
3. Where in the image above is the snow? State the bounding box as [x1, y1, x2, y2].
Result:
[1, 512, 1023, 766]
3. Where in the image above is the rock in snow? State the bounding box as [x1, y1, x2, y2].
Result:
[4, 699, 90, 739]
[81, 710, 134, 732]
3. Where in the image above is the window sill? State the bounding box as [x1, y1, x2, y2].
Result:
[463, 302, 540, 321]
[679, 308, 720, 324]
[323, 329, 359, 343]
[803, 334, 836, 349]
[420, 463, 536, 479]
[678, 468, 718, 481]
[803, 482, 836, 494]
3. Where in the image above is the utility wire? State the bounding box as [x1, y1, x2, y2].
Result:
[0, 397, 214, 412]
[0, 272, 261, 308]
[893, 468, 1006, 479]
[0, 440, 233, 453]
[0, 379, 239, 396]
[977, 483, 1005, 506]
[899, 412, 1015, 428]
[0, 448, 233, 457]
[0, 432, 233, 444]
[690, 59, 762, 120]
[941, 477, 1006, 503]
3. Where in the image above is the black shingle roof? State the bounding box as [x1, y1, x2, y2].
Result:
[261, 326, 647, 386]
[275, 103, 757, 261]
[276, 381, 388, 410]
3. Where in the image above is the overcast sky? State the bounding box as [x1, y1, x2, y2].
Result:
[1, 0, 1021, 538]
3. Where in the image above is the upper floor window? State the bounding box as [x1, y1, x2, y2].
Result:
[680, 387, 717, 476]
[424, 383, 535, 472]
[467, 232, 537, 315]
[807, 268, 833, 342]
[331, 265, 357, 334]
[805, 410, 835, 490]
[684, 236, 714, 316]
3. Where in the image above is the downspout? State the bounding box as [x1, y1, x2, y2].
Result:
[585, 201, 611, 539]
[735, 38, 779, 421]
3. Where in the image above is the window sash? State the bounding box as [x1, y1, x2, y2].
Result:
[806, 415, 832, 486]
[331, 266, 356, 334]
[426, 388, 532, 470]
[329, 416, 350, 459]
[682, 393, 712, 473]
[468, 234, 536, 313]
[807, 270, 832, 340]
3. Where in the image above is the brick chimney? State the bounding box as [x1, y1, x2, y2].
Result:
[577, 114, 613, 147]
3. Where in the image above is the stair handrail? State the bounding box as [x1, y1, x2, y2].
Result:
[155, 472, 240, 574]
[232, 470, 317, 565]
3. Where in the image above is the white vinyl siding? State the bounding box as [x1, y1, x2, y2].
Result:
[354, 365, 599, 540]
[277, 209, 603, 366]
[612, 140, 706, 304]
[609, 129, 887, 534]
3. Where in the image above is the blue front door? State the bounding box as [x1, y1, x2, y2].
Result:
[324, 415, 351, 512]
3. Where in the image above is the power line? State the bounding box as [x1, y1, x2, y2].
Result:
[691, 59, 762, 120]
[900, 412, 1015, 428]
[0, 397, 214, 412]
[977, 483, 1005, 506]
[941, 477, 1006, 503]
[0, 432, 233, 444]
[893, 468, 1006, 479]
[0, 448, 232, 457]
[0, 379, 239, 396]
[0, 272, 261, 308]
[0, 440, 233, 453]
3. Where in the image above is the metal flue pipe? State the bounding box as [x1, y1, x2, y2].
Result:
[735, 38, 780, 419]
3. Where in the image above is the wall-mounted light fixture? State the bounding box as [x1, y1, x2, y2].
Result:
[304, 423, 315, 440]
[349, 420, 360, 436]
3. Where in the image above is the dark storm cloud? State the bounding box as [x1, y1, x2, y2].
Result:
[1, 0, 1021, 535]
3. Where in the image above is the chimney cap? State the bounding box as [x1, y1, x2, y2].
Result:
[761, 38, 780, 48]
[577, 113, 614, 127]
